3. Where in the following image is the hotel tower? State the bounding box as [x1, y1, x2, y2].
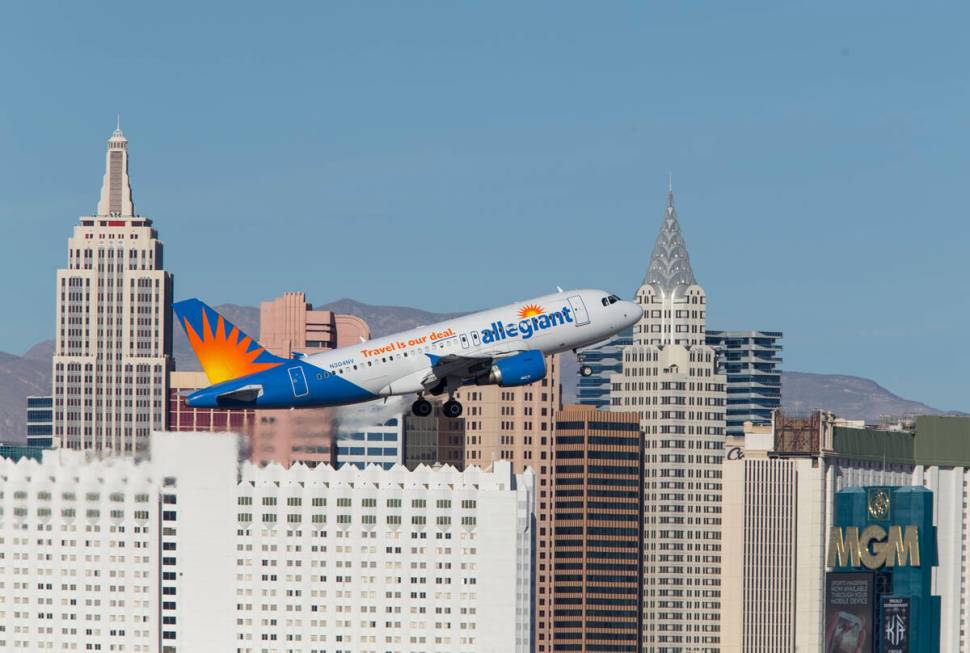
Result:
[610, 189, 726, 651]
[52, 124, 173, 452]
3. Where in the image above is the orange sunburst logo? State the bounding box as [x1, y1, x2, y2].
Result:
[183, 310, 282, 385]
[518, 304, 545, 319]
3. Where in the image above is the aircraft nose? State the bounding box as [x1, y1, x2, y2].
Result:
[621, 301, 643, 326]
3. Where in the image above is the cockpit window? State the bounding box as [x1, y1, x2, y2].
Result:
[608, 294, 620, 304]
[601, 297, 610, 306]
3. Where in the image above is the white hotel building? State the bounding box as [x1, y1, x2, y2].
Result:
[0, 432, 534, 653]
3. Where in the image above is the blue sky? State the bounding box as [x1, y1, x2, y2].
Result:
[0, 2, 967, 410]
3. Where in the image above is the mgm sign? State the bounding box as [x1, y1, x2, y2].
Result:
[825, 486, 938, 653]
[827, 523, 920, 570]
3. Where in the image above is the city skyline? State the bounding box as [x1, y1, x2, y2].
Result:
[1, 4, 967, 411]
[3, 120, 966, 415]
[2, 5, 968, 652]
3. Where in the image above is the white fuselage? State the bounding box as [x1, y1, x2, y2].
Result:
[299, 289, 641, 397]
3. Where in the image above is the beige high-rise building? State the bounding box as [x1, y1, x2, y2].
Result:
[453, 355, 561, 652]
[454, 354, 560, 468]
[610, 190, 726, 651]
[52, 125, 173, 453]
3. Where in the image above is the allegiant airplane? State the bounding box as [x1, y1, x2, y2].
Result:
[174, 289, 641, 418]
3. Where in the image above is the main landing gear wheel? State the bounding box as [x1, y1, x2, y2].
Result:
[580, 365, 594, 377]
[411, 398, 433, 417]
[442, 399, 463, 418]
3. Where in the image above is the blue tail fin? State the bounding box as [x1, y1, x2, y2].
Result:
[173, 298, 285, 385]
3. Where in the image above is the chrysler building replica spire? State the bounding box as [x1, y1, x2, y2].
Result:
[610, 187, 726, 650]
[52, 125, 173, 453]
[643, 189, 697, 299]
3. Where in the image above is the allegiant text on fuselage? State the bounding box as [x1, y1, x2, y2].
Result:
[481, 306, 573, 343]
[358, 306, 574, 359]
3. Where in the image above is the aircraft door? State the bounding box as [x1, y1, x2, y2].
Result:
[460, 333, 470, 349]
[288, 366, 309, 398]
[471, 331, 481, 347]
[567, 295, 590, 326]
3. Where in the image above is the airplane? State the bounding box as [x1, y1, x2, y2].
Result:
[173, 289, 642, 418]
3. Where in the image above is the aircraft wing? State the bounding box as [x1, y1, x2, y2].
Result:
[421, 350, 525, 388]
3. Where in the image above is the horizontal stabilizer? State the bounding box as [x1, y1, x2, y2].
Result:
[216, 384, 263, 403]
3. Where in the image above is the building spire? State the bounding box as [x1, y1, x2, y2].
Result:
[97, 122, 135, 217]
[643, 185, 697, 295]
[667, 173, 674, 213]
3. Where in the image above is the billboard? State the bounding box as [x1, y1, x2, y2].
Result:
[825, 572, 874, 653]
[880, 597, 910, 653]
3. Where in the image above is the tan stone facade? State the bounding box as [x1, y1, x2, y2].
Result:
[453, 354, 560, 468]
[720, 427, 798, 653]
[52, 127, 173, 453]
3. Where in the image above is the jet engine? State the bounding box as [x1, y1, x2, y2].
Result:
[477, 350, 547, 387]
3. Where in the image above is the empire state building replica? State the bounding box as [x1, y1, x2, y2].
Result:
[52, 124, 173, 452]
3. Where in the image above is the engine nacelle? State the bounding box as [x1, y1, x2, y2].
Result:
[478, 350, 547, 387]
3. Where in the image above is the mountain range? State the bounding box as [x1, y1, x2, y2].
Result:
[1, 299, 962, 442]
